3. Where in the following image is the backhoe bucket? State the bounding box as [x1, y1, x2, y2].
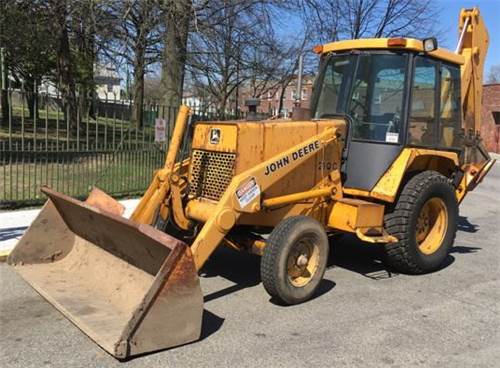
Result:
[7, 187, 203, 359]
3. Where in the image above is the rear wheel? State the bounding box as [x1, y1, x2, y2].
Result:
[383, 171, 458, 274]
[261, 216, 329, 305]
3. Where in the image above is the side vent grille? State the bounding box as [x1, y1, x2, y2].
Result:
[189, 150, 236, 200]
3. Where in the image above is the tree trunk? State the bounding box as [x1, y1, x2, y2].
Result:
[76, 54, 94, 123]
[277, 77, 292, 117]
[132, 70, 145, 130]
[53, 1, 78, 134]
[1, 88, 8, 125]
[161, 0, 191, 111]
[132, 36, 146, 129]
[25, 80, 38, 120]
[0, 2, 8, 125]
[75, 7, 95, 126]
[78, 85, 88, 119]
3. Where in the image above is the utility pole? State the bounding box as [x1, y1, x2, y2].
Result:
[295, 53, 304, 107]
[235, 34, 241, 118]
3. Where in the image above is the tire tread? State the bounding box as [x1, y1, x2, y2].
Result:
[261, 216, 328, 305]
[383, 171, 458, 274]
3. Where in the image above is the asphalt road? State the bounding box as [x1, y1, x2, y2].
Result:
[1, 160, 499, 368]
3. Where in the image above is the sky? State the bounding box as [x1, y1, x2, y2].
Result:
[435, 0, 500, 78]
[271, 1, 500, 83]
[125, 1, 500, 87]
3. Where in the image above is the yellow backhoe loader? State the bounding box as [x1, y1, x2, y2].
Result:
[8, 7, 495, 359]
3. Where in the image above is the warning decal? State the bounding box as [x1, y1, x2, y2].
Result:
[235, 177, 260, 208]
[385, 132, 399, 143]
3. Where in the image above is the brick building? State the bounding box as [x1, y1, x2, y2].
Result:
[269, 76, 315, 117]
[231, 76, 315, 118]
[481, 84, 500, 153]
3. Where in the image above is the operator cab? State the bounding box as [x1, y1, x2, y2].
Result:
[310, 39, 463, 191]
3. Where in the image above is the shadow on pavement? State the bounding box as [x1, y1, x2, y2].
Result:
[199, 309, 225, 341]
[436, 254, 456, 271]
[328, 234, 397, 280]
[201, 234, 397, 304]
[268, 279, 337, 306]
[198, 227, 478, 304]
[458, 216, 479, 233]
[121, 308, 225, 361]
[201, 247, 261, 303]
[450, 245, 481, 254]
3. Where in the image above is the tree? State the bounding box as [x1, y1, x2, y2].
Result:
[161, 0, 295, 112]
[161, 0, 192, 109]
[187, 1, 245, 116]
[0, 1, 56, 120]
[186, 0, 306, 117]
[302, 0, 444, 43]
[72, 0, 113, 119]
[144, 74, 163, 101]
[109, 0, 162, 129]
[43, 0, 78, 132]
[3, 0, 118, 131]
[487, 64, 500, 84]
[243, 36, 311, 109]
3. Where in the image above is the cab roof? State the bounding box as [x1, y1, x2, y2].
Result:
[320, 38, 464, 65]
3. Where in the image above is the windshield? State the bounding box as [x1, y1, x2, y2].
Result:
[311, 53, 408, 143]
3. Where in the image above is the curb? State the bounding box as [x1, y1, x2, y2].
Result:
[0, 251, 9, 263]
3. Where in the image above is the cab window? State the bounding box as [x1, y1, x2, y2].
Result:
[408, 57, 462, 149]
[439, 64, 462, 149]
[408, 57, 437, 146]
[313, 55, 355, 118]
[349, 54, 407, 143]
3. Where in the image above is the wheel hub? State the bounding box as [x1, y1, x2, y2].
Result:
[415, 197, 448, 255]
[416, 206, 431, 242]
[287, 239, 319, 287]
[296, 254, 309, 267]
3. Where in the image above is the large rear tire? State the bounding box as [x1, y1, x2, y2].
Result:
[383, 171, 459, 274]
[261, 216, 329, 305]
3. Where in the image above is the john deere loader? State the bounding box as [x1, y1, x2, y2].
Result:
[8, 7, 495, 359]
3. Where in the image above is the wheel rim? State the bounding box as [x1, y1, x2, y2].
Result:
[415, 197, 448, 255]
[286, 237, 320, 287]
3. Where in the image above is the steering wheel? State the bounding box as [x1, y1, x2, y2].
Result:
[350, 99, 365, 113]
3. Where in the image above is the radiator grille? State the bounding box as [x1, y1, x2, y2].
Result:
[189, 150, 236, 200]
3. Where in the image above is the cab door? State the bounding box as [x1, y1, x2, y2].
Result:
[343, 52, 409, 191]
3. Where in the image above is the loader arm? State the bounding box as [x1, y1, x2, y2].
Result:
[131, 106, 191, 225]
[188, 125, 342, 270]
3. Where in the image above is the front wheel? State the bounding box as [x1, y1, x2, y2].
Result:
[383, 171, 459, 274]
[261, 216, 329, 305]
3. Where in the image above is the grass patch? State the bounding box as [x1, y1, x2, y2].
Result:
[0, 149, 164, 209]
[1, 108, 163, 149]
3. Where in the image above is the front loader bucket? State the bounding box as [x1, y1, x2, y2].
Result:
[7, 187, 203, 359]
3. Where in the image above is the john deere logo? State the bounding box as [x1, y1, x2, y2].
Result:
[210, 129, 221, 144]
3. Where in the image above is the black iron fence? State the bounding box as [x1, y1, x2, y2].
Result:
[0, 89, 240, 209]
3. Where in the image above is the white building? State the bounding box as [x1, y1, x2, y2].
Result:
[94, 65, 122, 100]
